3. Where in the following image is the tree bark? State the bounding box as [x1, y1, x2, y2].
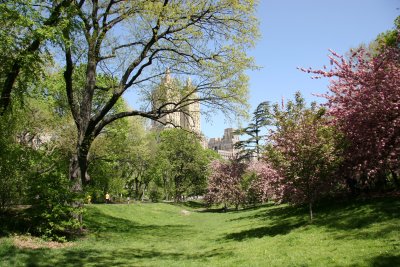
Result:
[392, 171, 400, 188]
[68, 135, 93, 229]
[346, 177, 358, 197]
[163, 178, 168, 201]
[141, 184, 147, 202]
[69, 154, 83, 227]
[0, 0, 73, 115]
[134, 177, 139, 200]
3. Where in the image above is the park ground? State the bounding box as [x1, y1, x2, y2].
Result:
[1, 196, 399, 267]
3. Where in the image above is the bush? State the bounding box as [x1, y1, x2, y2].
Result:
[149, 189, 161, 203]
[27, 160, 82, 241]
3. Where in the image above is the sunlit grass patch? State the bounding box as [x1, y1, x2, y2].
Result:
[1, 197, 399, 266]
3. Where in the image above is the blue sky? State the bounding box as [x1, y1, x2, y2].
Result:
[201, 0, 399, 139]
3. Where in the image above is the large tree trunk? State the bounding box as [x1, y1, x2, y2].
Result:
[68, 136, 92, 229]
[69, 154, 83, 228]
[174, 174, 185, 203]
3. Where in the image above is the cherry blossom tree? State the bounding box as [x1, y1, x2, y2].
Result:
[205, 158, 284, 209]
[301, 38, 400, 191]
[245, 160, 283, 204]
[264, 93, 344, 221]
[205, 159, 247, 210]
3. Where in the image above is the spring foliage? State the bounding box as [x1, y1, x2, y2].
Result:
[264, 93, 344, 219]
[301, 37, 400, 188]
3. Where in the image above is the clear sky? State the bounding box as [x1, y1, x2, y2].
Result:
[200, 0, 399, 139]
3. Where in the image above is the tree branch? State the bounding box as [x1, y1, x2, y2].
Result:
[0, 0, 73, 115]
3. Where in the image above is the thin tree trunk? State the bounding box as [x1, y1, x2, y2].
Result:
[255, 130, 260, 161]
[141, 184, 147, 202]
[163, 178, 168, 201]
[309, 202, 313, 222]
[174, 175, 181, 202]
[134, 178, 139, 200]
[392, 171, 399, 188]
[346, 177, 357, 197]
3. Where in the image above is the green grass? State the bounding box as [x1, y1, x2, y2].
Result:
[1, 197, 399, 266]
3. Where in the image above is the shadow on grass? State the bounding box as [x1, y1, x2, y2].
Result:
[164, 200, 208, 210]
[224, 221, 305, 241]
[199, 203, 272, 214]
[1, 205, 233, 266]
[0, 209, 32, 236]
[223, 196, 400, 242]
[182, 200, 207, 209]
[0, 243, 232, 267]
[84, 206, 191, 241]
[369, 254, 400, 267]
[315, 198, 400, 229]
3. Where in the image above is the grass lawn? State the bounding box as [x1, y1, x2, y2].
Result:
[1, 197, 399, 266]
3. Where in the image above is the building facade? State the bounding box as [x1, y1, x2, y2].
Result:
[151, 70, 201, 134]
[151, 71, 240, 158]
[207, 128, 240, 160]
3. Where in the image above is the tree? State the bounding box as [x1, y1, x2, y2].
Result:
[300, 36, 400, 191]
[0, 69, 81, 239]
[0, 0, 73, 114]
[245, 160, 283, 205]
[88, 115, 147, 202]
[205, 158, 284, 209]
[56, 0, 258, 209]
[264, 92, 344, 221]
[0, 113, 27, 210]
[370, 16, 399, 53]
[235, 101, 271, 160]
[156, 129, 215, 202]
[205, 158, 247, 210]
[125, 132, 158, 201]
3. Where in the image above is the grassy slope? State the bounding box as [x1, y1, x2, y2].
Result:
[1, 197, 399, 267]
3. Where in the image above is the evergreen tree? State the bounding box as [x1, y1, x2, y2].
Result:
[235, 101, 271, 160]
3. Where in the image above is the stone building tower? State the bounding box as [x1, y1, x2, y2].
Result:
[207, 128, 240, 159]
[151, 70, 201, 134]
[180, 78, 201, 134]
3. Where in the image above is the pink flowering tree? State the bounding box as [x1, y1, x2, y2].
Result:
[205, 158, 284, 209]
[264, 92, 344, 221]
[244, 161, 284, 204]
[300, 38, 400, 191]
[204, 159, 247, 210]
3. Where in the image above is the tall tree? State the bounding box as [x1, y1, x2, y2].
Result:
[88, 113, 147, 202]
[205, 158, 247, 210]
[264, 93, 344, 221]
[370, 16, 399, 53]
[245, 160, 283, 205]
[0, 0, 73, 114]
[156, 129, 215, 202]
[301, 35, 400, 191]
[0, 68, 81, 238]
[57, 0, 258, 203]
[235, 101, 270, 160]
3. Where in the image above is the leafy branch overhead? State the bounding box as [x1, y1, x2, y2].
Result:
[40, 0, 259, 188]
